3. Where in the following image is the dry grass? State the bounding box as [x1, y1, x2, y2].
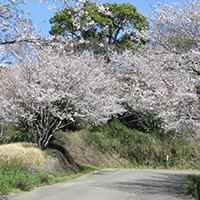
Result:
[62, 131, 131, 168]
[0, 142, 46, 165]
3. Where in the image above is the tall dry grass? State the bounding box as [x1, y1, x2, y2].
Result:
[0, 142, 46, 166]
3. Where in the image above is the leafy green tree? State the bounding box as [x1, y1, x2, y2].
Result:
[49, 1, 148, 54]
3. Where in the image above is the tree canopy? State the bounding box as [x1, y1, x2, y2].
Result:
[1, 0, 200, 149]
[110, 1, 200, 134]
[0, 42, 124, 149]
[49, 1, 148, 52]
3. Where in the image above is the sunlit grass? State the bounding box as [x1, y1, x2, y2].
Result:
[0, 142, 46, 166]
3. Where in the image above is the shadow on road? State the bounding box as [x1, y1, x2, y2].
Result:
[0, 197, 8, 200]
[92, 171, 191, 199]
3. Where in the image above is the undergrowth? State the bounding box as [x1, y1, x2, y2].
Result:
[0, 158, 49, 195]
[1, 119, 200, 196]
[0, 123, 32, 144]
[86, 119, 200, 169]
[0, 158, 100, 196]
[185, 174, 200, 200]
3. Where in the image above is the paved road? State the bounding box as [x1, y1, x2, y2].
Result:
[1, 169, 200, 200]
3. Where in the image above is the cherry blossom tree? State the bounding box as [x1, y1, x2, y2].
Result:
[0, 0, 43, 62]
[145, 1, 200, 72]
[0, 0, 127, 149]
[0, 40, 124, 149]
[111, 48, 198, 133]
[110, 1, 200, 137]
[0, 0, 109, 62]
[2, 0, 200, 142]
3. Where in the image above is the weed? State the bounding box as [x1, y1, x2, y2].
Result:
[185, 174, 200, 200]
[0, 151, 102, 196]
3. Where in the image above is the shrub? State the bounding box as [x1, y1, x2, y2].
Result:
[185, 174, 200, 199]
[0, 123, 32, 144]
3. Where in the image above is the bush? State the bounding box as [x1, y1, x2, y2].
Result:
[0, 157, 67, 195]
[0, 123, 33, 144]
[0, 163, 43, 195]
[185, 174, 200, 199]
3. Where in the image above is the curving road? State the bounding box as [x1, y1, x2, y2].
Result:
[2, 169, 200, 200]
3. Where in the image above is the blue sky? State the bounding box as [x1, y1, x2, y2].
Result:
[23, 0, 187, 36]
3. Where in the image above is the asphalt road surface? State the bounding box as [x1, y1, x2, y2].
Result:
[2, 169, 200, 200]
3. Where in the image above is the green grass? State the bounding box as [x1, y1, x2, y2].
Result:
[0, 163, 47, 195]
[185, 174, 200, 200]
[86, 119, 200, 170]
[1, 119, 200, 196]
[0, 157, 102, 196]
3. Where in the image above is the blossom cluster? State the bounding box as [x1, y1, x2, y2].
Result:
[1, 0, 200, 147]
[110, 1, 200, 135]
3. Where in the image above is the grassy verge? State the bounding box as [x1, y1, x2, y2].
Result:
[1, 120, 200, 196]
[0, 161, 101, 196]
[185, 174, 200, 200]
[0, 142, 102, 196]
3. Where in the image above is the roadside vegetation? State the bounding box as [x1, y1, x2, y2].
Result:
[0, 141, 101, 195]
[86, 119, 200, 170]
[0, 159, 100, 195]
[185, 175, 200, 200]
[0, 119, 200, 196]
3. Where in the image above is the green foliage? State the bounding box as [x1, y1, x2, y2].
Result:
[88, 119, 200, 169]
[116, 107, 165, 138]
[0, 123, 33, 144]
[142, 112, 164, 135]
[0, 159, 51, 195]
[195, 85, 200, 95]
[49, 2, 148, 54]
[89, 119, 166, 166]
[185, 174, 200, 199]
[0, 155, 101, 195]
